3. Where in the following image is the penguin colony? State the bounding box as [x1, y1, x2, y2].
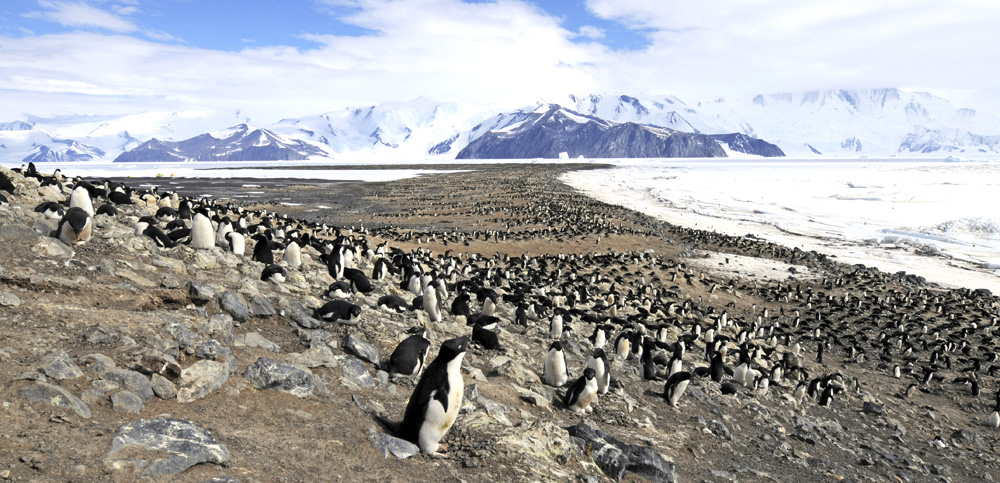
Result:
[3, 162, 1000, 476]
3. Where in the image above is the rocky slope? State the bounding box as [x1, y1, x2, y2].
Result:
[0, 163, 999, 482]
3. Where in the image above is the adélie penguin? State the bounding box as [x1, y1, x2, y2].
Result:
[543, 341, 569, 387]
[387, 327, 431, 377]
[260, 264, 287, 283]
[664, 371, 692, 407]
[392, 336, 470, 456]
[190, 212, 214, 250]
[57, 206, 93, 246]
[315, 300, 362, 324]
[564, 368, 598, 414]
[586, 348, 611, 395]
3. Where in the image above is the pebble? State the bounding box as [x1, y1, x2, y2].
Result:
[0, 292, 21, 307]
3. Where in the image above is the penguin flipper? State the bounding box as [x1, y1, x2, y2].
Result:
[372, 412, 403, 437]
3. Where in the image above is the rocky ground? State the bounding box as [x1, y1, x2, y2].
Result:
[1, 163, 999, 482]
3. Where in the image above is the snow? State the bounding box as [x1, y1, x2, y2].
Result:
[562, 158, 1000, 293]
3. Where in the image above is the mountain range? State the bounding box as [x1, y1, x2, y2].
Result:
[2, 88, 999, 163]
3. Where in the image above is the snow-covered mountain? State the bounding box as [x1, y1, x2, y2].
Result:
[114, 124, 327, 162]
[453, 104, 782, 159]
[3, 88, 1000, 163]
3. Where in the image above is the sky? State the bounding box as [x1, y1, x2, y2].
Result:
[1, 0, 999, 123]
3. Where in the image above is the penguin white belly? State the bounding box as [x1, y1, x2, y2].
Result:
[570, 379, 598, 413]
[191, 214, 214, 250]
[667, 379, 689, 406]
[544, 353, 568, 387]
[418, 391, 450, 454]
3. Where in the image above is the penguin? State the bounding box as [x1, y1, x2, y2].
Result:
[372, 257, 389, 280]
[344, 268, 374, 294]
[709, 352, 725, 382]
[451, 292, 472, 317]
[720, 382, 739, 395]
[142, 225, 175, 248]
[0, 171, 14, 194]
[225, 231, 245, 256]
[315, 300, 362, 324]
[482, 297, 497, 316]
[387, 327, 431, 377]
[95, 203, 118, 217]
[214, 217, 233, 246]
[472, 322, 502, 351]
[549, 314, 563, 339]
[156, 206, 177, 224]
[664, 371, 692, 407]
[282, 241, 302, 269]
[397, 336, 469, 456]
[0, 193, 7, 206]
[56, 207, 92, 246]
[543, 341, 569, 387]
[377, 294, 410, 313]
[819, 384, 834, 406]
[34, 201, 64, 220]
[563, 368, 598, 414]
[190, 212, 214, 250]
[68, 185, 94, 216]
[423, 285, 443, 323]
[989, 410, 1000, 429]
[261, 264, 287, 283]
[793, 382, 807, 402]
[614, 332, 631, 361]
[108, 190, 132, 205]
[327, 281, 353, 299]
[252, 235, 275, 264]
[586, 348, 611, 395]
[590, 325, 609, 350]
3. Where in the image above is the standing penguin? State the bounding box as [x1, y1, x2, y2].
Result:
[423, 285, 443, 323]
[56, 207, 92, 246]
[664, 371, 692, 407]
[549, 314, 563, 339]
[709, 352, 726, 382]
[543, 341, 569, 387]
[252, 234, 275, 264]
[225, 231, 245, 256]
[387, 327, 431, 377]
[190, 212, 214, 250]
[282, 240, 302, 269]
[586, 348, 611, 395]
[397, 336, 470, 456]
[563, 368, 598, 414]
[68, 185, 94, 216]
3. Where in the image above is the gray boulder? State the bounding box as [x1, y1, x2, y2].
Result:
[218, 292, 249, 322]
[176, 359, 235, 403]
[111, 390, 143, 414]
[344, 333, 380, 365]
[40, 350, 83, 380]
[243, 357, 315, 398]
[18, 381, 91, 418]
[106, 418, 229, 477]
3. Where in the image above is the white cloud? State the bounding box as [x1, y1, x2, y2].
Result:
[584, 0, 1000, 110]
[25, 0, 138, 33]
[3, 0, 1000, 123]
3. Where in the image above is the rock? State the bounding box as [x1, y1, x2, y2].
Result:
[160, 274, 182, 289]
[340, 356, 376, 390]
[106, 418, 229, 477]
[34, 237, 73, 257]
[0, 222, 40, 240]
[188, 282, 217, 305]
[0, 291, 21, 307]
[285, 345, 339, 368]
[82, 326, 120, 345]
[344, 333, 380, 365]
[150, 373, 178, 399]
[568, 422, 678, 483]
[243, 357, 315, 397]
[951, 429, 984, 447]
[196, 314, 235, 346]
[368, 430, 421, 459]
[193, 251, 218, 269]
[197, 340, 233, 360]
[218, 292, 249, 322]
[863, 402, 884, 416]
[79, 353, 117, 372]
[18, 381, 91, 418]
[39, 350, 83, 380]
[176, 359, 234, 403]
[518, 388, 550, 408]
[162, 320, 194, 352]
[249, 295, 276, 317]
[111, 390, 143, 414]
[710, 420, 734, 441]
[243, 332, 280, 352]
[100, 368, 155, 403]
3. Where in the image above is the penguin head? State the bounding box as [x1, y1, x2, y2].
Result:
[549, 341, 563, 352]
[438, 336, 469, 361]
[583, 367, 596, 380]
[64, 206, 91, 234]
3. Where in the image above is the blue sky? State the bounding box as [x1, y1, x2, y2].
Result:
[1, 0, 998, 120]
